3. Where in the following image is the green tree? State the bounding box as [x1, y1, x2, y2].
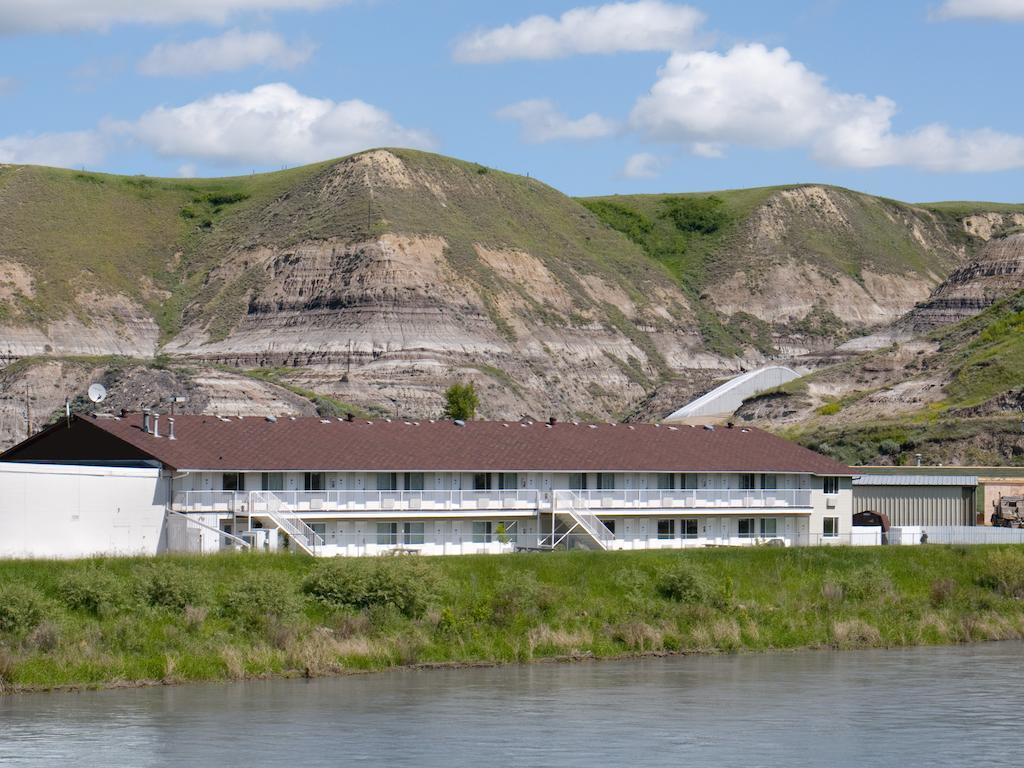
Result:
[443, 382, 479, 420]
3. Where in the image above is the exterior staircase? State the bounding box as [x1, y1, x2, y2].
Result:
[542, 490, 615, 550]
[247, 491, 325, 556]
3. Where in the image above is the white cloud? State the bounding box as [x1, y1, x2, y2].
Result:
[454, 1, 705, 63]
[496, 99, 617, 142]
[936, 0, 1024, 20]
[139, 29, 314, 76]
[132, 83, 434, 166]
[0, 130, 107, 167]
[0, 0, 344, 34]
[630, 43, 1024, 172]
[177, 163, 198, 177]
[620, 152, 665, 178]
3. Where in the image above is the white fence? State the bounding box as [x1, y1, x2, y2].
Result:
[898, 525, 1024, 545]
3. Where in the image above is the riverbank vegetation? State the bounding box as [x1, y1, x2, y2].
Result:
[2, 546, 1024, 693]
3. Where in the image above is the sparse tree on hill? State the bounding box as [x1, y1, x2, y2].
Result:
[443, 382, 478, 421]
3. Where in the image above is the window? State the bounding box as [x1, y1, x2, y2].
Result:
[681, 473, 697, 490]
[657, 519, 675, 539]
[600, 519, 615, 536]
[569, 473, 587, 490]
[308, 522, 326, 541]
[740, 473, 756, 490]
[499, 472, 518, 490]
[823, 476, 840, 495]
[376, 522, 397, 546]
[737, 518, 755, 538]
[760, 518, 777, 537]
[403, 522, 425, 545]
[404, 472, 424, 491]
[597, 473, 616, 490]
[656, 474, 674, 490]
[304, 472, 324, 491]
[376, 472, 397, 491]
[472, 521, 493, 543]
[824, 517, 839, 538]
[681, 519, 698, 539]
[261, 472, 284, 491]
[761, 474, 777, 490]
[222, 472, 241, 492]
[473, 473, 493, 491]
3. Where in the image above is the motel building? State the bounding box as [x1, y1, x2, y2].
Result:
[0, 412, 854, 558]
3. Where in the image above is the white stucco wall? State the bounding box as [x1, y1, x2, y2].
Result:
[0, 462, 168, 558]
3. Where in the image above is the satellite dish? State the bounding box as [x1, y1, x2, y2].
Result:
[88, 383, 107, 404]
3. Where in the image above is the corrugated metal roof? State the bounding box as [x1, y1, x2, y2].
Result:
[854, 474, 978, 487]
[3, 413, 855, 475]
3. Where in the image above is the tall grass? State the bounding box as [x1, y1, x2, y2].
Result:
[1, 546, 1024, 692]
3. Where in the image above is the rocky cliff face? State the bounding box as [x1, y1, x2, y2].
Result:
[904, 233, 1024, 332]
[1, 150, 1022, 447]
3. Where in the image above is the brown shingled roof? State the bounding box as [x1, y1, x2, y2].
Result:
[7, 413, 852, 475]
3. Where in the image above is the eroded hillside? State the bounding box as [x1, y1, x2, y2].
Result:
[2, 149, 1022, 451]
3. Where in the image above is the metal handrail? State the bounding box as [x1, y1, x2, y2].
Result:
[569, 488, 813, 508]
[249, 491, 324, 555]
[552, 490, 614, 549]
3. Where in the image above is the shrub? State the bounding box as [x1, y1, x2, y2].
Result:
[26, 621, 60, 652]
[977, 548, 1024, 598]
[0, 584, 46, 635]
[221, 572, 303, 629]
[137, 564, 206, 611]
[930, 578, 957, 607]
[303, 559, 435, 618]
[656, 561, 721, 606]
[490, 570, 551, 625]
[58, 569, 127, 616]
[828, 567, 895, 603]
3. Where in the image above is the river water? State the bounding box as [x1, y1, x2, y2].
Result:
[2, 643, 1022, 767]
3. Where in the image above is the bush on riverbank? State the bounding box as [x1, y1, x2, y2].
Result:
[2, 545, 1024, 692]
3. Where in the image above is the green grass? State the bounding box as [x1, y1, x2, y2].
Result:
[578, 185, 972, 354]
[3, 546, 1024, 693]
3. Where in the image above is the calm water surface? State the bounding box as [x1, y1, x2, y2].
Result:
[2, 643, 1022, 767]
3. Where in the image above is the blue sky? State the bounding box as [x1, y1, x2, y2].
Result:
[0, 0, 1022, 201]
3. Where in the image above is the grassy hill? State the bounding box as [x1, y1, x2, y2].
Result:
[3, 149, 1024, 436]
[761, 289, 1024, 465]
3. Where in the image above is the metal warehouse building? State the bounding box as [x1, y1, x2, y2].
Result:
[853, 474, 978, 527]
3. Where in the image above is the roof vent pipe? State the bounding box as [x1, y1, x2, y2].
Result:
[152, 413, 160, 438]
[345, 412, 355, 422]
[168, 417, 176, 441]
[548, 416, 557, 425]
[142, 411, 151, 434]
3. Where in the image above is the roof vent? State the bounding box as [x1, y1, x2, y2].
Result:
[741, 428, 750, 433]
[168, 417, 176, 441]
[152, 413, 160, 438]
[454, 419, 466, 427]
[142, 411, 151, 434]
[727, 421, 735, 429]
[385, 418, 392, 423]
[668, 426, 678, 431]
[703, 424, 715, 431]
[289, 416, 296, 421]
[345, 413, 355, 422]
[548, 416, 557, 425]
[320, 419, 332, 424]
[266, 415, 277, 423]
[588, 424, 598, 429]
